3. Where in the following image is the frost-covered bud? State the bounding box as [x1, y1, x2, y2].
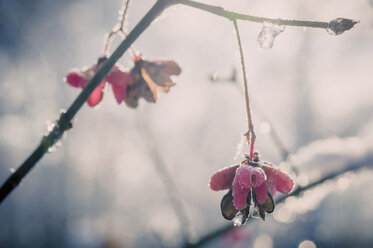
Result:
[327, 18, 359, 35]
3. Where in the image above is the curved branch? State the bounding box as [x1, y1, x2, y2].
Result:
[0, 0, 174, 204]
[179, 0, 358, 32]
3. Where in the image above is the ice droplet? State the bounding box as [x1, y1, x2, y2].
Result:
[48, 140, 62, 153]
[46, 121, 56, 132]
[326, 18, 358, 35]
[45, 120, 63, 153]
[257, 22, 285, 50]
[9, 168, 15, 173]
[233, 212, 243, 226]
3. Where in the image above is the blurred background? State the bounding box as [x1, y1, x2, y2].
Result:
[0, 0, 373, 247]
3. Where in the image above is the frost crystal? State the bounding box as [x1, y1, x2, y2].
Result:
[45, 121, 63, 153]
[48, 140, 62, 153]
[233, 212, 244, 226]
[257, 22, 285, 50]
[327, 18, 358, 35]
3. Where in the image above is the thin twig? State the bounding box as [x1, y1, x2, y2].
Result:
[179, 0, 329, 29]
[137, 115, 192, 243]
[118, 0, 131, 32]
[183, 154, 373, 248]
[251, 105, 289, 161]
[103, 0, 134, 56]
[232, 19, 256, 160]
[209, 76, 291, 164]
[0, 0, 174, 204]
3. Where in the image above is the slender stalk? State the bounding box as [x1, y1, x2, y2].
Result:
[137, 116, 192, 243]
[0, 0, 174, 204]
[103, 0, 133, 56]
[249, 104, 289, 161]
[183, 154, 373, 248]
[179, 0, 329, 29]
[232, 19, 256, 160]
[118, 0, 131, 32]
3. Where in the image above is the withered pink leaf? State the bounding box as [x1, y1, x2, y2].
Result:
[160, 60, 182, 75]
[131, 58, 180, 100]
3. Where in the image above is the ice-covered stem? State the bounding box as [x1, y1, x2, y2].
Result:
[179, 0, 357, 33]
[233, 19, 256, 160]
[103, 0, 132, 56]
[0, 112, 72, 203]
[0, 0, 174, 204]
[183, 154, 373, 248]
[117, 0, 131, 33]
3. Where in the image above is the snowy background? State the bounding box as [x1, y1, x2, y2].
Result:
[0, 0, 373, 247]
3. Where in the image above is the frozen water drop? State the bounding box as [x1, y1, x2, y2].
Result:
[46, 121, 56, 132]
[233, 212, 243, 226]
[9, 168, 15, 173]
[257, 22, 285, 50]
[48, 140, 62, 153]
[45, 118, 66, 153]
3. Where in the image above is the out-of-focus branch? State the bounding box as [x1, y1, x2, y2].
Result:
[254, 106, 290, 161]
[137, 116, 192, 243]
[179, 0, 358, 34]
[183, 154, 373, 248]
[0, 0, 174, 204]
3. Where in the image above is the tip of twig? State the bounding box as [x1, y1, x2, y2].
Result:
[327, 18, 359, 35]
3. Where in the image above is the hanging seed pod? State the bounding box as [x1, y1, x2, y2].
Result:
[221, 188, 239, 220]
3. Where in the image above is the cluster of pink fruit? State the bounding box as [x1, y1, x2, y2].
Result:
[65, 56, 181, 108]
[210, 153, 294, 224]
